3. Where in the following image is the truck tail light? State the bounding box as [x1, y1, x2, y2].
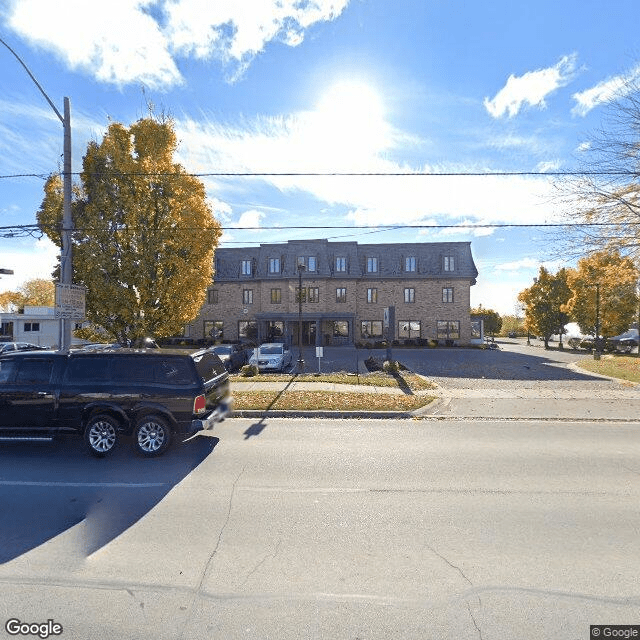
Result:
[194, 394, 206, 414]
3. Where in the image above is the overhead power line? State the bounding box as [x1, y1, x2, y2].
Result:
[0, 169, 639, 180]
[2, 220, 640, 240]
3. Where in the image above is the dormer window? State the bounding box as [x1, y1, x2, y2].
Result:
[241, 260, 252, 276]
[405, 256, 416, 272]
[444, 256, 455, 272]
[366, 257, 378, 273]
[268, 258, 281, 274]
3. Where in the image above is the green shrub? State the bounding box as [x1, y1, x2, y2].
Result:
[383, 360, 400, 373]
[240, 364, 259, 377]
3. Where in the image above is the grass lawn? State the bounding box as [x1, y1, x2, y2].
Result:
[231, 371, 436, 391]
[232, 390, 435, 412]
[576, 354, 640, 383]
[230, 370, 436, 411]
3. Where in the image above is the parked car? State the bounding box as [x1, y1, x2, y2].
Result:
[249, 343, 293, 372]
[0, 348, 231, 457]
[606, 330, 639, 353]
[208, 343, 248, 371]
[0, 342, 48, 354]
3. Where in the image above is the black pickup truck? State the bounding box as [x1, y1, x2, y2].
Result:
[0, 348, 231, 457]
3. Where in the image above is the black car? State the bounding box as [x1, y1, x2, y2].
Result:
[0, 348, 231, 457]
[208, 343, 248, 371]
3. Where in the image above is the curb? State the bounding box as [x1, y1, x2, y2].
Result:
[230, 410, 416, 419]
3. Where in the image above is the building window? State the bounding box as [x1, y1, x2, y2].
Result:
[238, 320, 258, 341]
[437, 320, 460, 340]
[308, 256, 317, 272]
[442, 287, 454, 303]
[367, 288, 377, 303]
[24, 322, 40, 332]
[333, 321, 349, 337]
[336, 257, 347, 272]
[207, 289, 218, 304]
[367, 257, 378, 273]
[336, 287, 347, 303]
[270, 288, 281, 304]
[267, 321, 284, 341]
[444, 256, 455, 272]
[405, 256, 416, 272]
[308, 287, 319, 303]
[242, 289, 253, 305]
[268, 258, 281, 274]
[404, 288, 415, 303]
[204, 320, 223, 341]
[361, 321, 383, 338]
[398, 321, 421, 339]
[296, 287, 307, 303]
[241, 260, 252, 275]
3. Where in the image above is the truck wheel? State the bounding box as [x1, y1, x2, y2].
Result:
[134, 415, 171, 457]
[84, 414, 119, 457]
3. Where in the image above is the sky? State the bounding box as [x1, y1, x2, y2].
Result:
[1, 0, 640, 315]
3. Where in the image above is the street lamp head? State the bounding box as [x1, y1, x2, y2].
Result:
[0, 269, 14, 275]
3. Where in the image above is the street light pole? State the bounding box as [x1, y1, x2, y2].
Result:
[0, 37, 74, 352]
[297, 261, 306, 373]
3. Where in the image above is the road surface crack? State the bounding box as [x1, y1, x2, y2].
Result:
[427, 544, 483, 640]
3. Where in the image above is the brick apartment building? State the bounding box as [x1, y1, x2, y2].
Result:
[188, 239, 479, 347]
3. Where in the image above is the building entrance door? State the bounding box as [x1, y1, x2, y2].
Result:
[292, 321, 316, 345]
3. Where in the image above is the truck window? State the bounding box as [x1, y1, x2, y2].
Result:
[16, 358, 54, 384]
[66, 356, 110, 382]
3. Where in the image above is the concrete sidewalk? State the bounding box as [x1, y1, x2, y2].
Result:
[230, 366, 640, 422]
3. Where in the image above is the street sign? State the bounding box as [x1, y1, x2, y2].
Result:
[55, 283, 86, 320]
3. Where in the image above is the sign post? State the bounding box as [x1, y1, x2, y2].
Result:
[383, 306, 395, 363]
[315, 346, 323, 374]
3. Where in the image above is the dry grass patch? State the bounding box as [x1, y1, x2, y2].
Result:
[576, 355, 640, 384]
[233, 390, 435, 412]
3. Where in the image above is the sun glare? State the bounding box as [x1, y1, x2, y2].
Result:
[309, 80, 389, 165]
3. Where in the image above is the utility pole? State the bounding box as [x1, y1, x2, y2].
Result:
[0, 37, 74, 352]
[297, 261, 306, 373]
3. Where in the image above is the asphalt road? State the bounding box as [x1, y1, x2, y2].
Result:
[0, 417, 638, 639]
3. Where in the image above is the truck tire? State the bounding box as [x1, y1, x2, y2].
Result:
[84, 414, 119, 457]
[134, 415, 171, 457]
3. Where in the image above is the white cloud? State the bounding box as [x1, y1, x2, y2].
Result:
[7, 0, 181, 88]
[5, 0, 351, 86]
[0, 237, 59, 291]
[236, 209, 265, 229]
[165, 0, 350, 79]
[572, 64, 640, 116]
[494, 258, 541, 272]
[484, 54, 578, 118]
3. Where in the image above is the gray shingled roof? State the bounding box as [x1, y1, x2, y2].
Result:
[214, 239, 477, 282]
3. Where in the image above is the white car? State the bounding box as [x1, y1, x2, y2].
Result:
[249, 343, 293, 372]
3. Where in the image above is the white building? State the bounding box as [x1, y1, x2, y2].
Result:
[0, 306, 83, 349]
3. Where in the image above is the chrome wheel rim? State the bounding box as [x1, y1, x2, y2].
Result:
[88, 420, 116, 453]
[137, 421, 166, 453]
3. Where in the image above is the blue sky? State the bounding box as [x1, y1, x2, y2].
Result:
[1, 0, 640, 314]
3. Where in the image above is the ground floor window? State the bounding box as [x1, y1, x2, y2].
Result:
[437, 320, 460, 340]
[266, 321, 284, 341]
[361, 320, 383, 338]
[471, 319, 482, 339]
[204, 320, 223, 341]
[239, 320, 258, 341]
[333, 321, 349, 337]
[398, 321, 421, 339]
[24, 322, 40, 332]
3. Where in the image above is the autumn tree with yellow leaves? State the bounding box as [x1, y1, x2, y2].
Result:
[37, 116, 221, 343]
[0, 278, 55, 312]
[518, 266, 572, 349]
[563, 250, 638, 340]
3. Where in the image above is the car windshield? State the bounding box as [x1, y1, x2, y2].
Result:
[212, 346, 232, 355]
[260, 345, 284, 355]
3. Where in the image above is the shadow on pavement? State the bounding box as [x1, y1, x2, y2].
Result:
[373, 348, 608, 382]
[0, 434, 217, 563]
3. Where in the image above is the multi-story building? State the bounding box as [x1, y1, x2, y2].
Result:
[188, 239, 479, 347]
